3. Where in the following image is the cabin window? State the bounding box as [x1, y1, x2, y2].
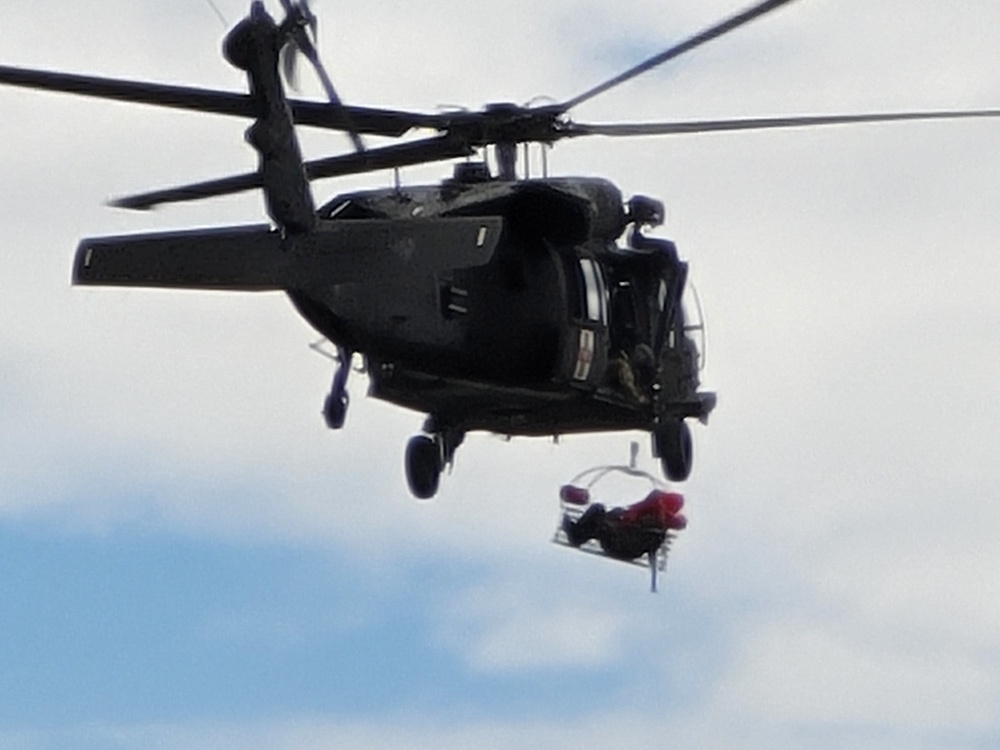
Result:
[579, 258, 607, 325]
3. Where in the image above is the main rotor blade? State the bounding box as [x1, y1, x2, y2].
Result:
[559, 0, 800, 112]
[0, 64, 258, 116]
[111, 135, 474, 210]
[298, 102, 442, 135]
[0, 64, 433, 136]
[565, 109, 1000, 137]
[302, 135, 474, 181]
[111, 172, 265, 210]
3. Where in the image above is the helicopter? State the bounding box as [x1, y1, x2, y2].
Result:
[2, 0, 998, 499]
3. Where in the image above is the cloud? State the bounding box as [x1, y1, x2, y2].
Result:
[434, 575, 632, 672]
[6, 702, 999, 750]
[719, 616, 998, 730]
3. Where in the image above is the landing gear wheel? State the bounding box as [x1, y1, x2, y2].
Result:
[323, 392, 349, 430]
[654, 419, 693, 482]
[321, 346, 352, 430]
[405, 435, 442, 499]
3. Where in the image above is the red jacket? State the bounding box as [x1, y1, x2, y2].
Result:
[619, 490, 687, 530]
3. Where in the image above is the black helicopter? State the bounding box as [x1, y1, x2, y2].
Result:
[2, 0, 998, 498]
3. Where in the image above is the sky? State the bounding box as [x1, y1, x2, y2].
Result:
[1, 0, 999, 747]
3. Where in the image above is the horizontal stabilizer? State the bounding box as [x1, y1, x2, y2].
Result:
[73, 217, 502, 291]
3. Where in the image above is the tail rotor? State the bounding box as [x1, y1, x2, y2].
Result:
[278, 0, 364, 152]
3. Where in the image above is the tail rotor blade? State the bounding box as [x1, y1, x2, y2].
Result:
[281, 44, 300, 91]
[279, 0, 365, 152]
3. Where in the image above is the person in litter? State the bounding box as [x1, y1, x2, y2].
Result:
[561, 488, 687, 562]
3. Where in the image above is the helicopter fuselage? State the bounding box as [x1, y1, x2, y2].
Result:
[71, 170, 714, 498]
[288, 175, 712, 438]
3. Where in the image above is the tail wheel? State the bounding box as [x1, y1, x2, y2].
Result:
[323, 392, 349, 429]
[405, 435, 442, 499]
[654, 419, 693, 482]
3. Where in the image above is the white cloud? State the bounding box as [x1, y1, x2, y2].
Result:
[434, 576, 632, 671]
[718, 616, 999, 730]
[6, 703, 999, 750]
